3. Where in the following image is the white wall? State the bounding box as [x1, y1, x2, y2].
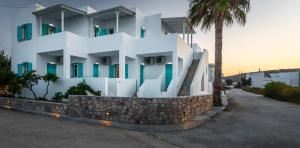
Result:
[144, 14, 162, 37]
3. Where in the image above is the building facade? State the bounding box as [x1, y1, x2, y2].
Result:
[246, 71, 300, 88]
[11, 3, 210, 99]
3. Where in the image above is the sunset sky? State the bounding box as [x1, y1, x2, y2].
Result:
[0, 0, 299, 76]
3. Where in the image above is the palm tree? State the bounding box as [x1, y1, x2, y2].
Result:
[188, 0, 250, 106]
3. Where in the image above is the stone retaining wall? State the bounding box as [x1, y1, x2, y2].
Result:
[67, 95, 213, 125]
[0, 97, 66, 114]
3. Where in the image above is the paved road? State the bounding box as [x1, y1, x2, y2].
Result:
[1, 89, 300, 148]
[152, 89, 300, 148]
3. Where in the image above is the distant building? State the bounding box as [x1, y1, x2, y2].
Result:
[246, 70, 300, 88]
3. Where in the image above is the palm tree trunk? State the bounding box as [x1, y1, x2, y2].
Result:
[213, 17, 223, 106]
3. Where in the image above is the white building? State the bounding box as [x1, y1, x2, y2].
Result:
[11, 3, 210, 99]
[246, 71, 300, 88]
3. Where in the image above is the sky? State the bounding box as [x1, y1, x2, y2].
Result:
[0, 0, 299, 76]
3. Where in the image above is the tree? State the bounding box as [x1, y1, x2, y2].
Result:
[0, 70, 15, 95]
[42, 73, 59, 100]
[188, 0, 250, 106]
[0, 50, 11, 71]
[0, 50, 12, 95]
[8, 74, 23, 97]
[21, 70, 41, 100]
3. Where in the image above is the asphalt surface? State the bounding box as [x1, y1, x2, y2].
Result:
[1, 89, 300, 148]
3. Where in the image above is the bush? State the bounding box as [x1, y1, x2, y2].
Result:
[52, 92, 64, 102]
[263, 82, 288, 100]
[65, 80, 101, 97]
[263, 82, 300, 104]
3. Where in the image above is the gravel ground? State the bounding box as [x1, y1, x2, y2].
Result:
[1, 89, 300, 148]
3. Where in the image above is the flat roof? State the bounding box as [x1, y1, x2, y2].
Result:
[88, 6, 135, 21]
[32, 4, 86, 20]
[161, 17, 196, 34]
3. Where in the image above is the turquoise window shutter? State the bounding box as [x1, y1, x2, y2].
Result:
[71, 64, 74, 78]
[140, 64, 144, 85]
[42, 24, 48, 36]
[78, 63, 83, 78]
[165, 64, 172, 90]
[109, 64, 115, 78]
[125, 64, 129, 79]
[17, 64, 23, 76]
[93, 64, 99, 77]
[17, 26, 22, 42]
[55, 26, 61, 33]
[28, 62, 32, 72]
[26, 23, 32, 40]
[47, 63, 57, 75]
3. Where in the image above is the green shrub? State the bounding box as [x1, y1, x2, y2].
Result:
[65, 80, 101, 97]
[263, 82, 300, 104]
[263, 82, 288, 100]
[52, 92, 64, 102]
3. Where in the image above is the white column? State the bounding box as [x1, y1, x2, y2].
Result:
[63, 50, 70, 78]
[187, 33, 190, 44]
[39, 16, 42, 36]
[89, 18, 94, 37]
[191, 33, 193, 47]
[61, 10, 64, 31]
[118, 50, 125, 79]
[116, 11, 119, 33]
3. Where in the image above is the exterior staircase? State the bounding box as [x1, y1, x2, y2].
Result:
[178, 60, 200, 96]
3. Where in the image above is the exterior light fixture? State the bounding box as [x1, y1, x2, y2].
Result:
[48, 62, 56, 64]
[49, 24, 54, 27]
[106, 112, 110, 116]
[56, 106, 59, 110]
[141, 63, 145, 65]
[183, 112, 188, 116]
[95, 24, 99, 28]
[141, 26, 146, 31]
[95, 63, 99, 65]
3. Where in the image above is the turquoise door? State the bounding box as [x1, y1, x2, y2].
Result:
[93, 64, 99, 77]
[141, 28, 145, 38]
[99, 28, 108, 36]
[125, 64, 129, 79]
[47, 63, 56, 75]
[140, 64, 144, 85]
[165, 64, 172, 90]
[109, 64, 115, 78]
[17, 64, 22, 76]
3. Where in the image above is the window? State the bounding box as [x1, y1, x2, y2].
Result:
[201, 72, 205, 91]
[17, 23, 32, 42]
[42, 24, 57, 36]
[24, 63, 29, 73]
[74, 64, 78, 78]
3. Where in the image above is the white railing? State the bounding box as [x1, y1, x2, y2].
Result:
[190, 50, 210, 95]
[137, 69, 166, 97]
